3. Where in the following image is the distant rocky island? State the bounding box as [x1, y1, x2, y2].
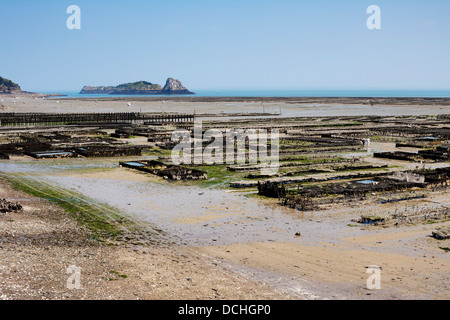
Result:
[80, 78, 194, 95]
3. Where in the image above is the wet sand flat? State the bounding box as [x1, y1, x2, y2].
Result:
[196, 240, 450, 300]
[1, 156, 448, 299]
[0, 164, 284, 300]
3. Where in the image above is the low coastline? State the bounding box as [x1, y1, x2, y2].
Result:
[58, 96, 450, 106]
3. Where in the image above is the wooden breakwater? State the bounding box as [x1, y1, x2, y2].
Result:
[0, 113, 195, 127]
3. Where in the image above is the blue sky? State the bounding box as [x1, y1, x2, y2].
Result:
[0, 0, 449, 92]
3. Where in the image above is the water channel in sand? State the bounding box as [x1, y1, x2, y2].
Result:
[0, 155, 444, 253]
[0, 158, 371, 299]
[0, 159, 380, 246]
[1, 157, 449, 299]
[0, 158, 341, 247]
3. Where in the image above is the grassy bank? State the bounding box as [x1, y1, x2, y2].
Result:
[1, 173, 159, 243]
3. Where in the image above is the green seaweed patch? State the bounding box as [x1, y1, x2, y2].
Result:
[1, 173, 157, 242]
[109, 270, 128, 280]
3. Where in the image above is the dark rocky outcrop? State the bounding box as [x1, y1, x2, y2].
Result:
[0, 198, 22, 213]
[80, 78, 194, 95]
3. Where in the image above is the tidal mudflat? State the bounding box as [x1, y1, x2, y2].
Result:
[0, 96, 449, 299]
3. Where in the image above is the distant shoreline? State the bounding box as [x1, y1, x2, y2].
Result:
[2, 91, 450, 106]
[56, 96, 450, 106]
[1, 93, 449, 118]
